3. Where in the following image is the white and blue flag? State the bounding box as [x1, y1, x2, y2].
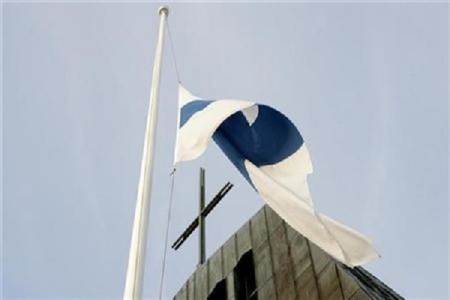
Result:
[174, 85, 379, 267]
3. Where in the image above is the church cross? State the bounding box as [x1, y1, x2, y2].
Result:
[171, 168, 234, 264]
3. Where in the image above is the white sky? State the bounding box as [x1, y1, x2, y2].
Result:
[2, 2, 448, 300]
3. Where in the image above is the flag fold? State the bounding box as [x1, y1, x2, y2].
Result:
[174, 85, 379, 267]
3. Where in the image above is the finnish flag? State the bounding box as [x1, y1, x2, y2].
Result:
[174, 85, 379, 267]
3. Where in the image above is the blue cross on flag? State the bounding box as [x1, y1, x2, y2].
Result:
[174, 85, 379, 267]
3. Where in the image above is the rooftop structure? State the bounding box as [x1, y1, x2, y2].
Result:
[173, 205, 403, 300]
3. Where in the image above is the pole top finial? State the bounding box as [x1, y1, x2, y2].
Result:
[158, 6, 169, 16]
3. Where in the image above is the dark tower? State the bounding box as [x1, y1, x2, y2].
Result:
[173, 205, 403, 300]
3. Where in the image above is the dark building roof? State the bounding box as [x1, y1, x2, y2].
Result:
[342, 265, 403, 300]
[173, 205, 403, 300]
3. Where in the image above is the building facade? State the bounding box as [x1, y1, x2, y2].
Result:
[173, 205, 402, 300]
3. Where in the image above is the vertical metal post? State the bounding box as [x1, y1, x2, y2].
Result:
[199, 168, 206, 264]
[123, 6, 169, 300]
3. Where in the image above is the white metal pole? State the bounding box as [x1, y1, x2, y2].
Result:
[124, 6, 169, 300]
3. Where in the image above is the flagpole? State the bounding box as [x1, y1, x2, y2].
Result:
[124, 6, 169, 300]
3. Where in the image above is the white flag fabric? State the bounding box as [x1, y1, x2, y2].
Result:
[174, 85, 379, 267]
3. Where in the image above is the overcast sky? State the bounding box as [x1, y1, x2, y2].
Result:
[3, 2, 448, 300]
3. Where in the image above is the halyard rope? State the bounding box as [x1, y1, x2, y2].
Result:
[159, 17, 181, 299]
[166, 19, 181, 84]
[158, 168, 177, 300]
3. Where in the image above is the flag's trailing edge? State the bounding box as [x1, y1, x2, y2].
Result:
[174, 85, 379, 267]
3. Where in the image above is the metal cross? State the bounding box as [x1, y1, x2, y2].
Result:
[171, 168, 233, 264]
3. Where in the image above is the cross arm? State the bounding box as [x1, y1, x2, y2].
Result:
[171, 182, 234, 250]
